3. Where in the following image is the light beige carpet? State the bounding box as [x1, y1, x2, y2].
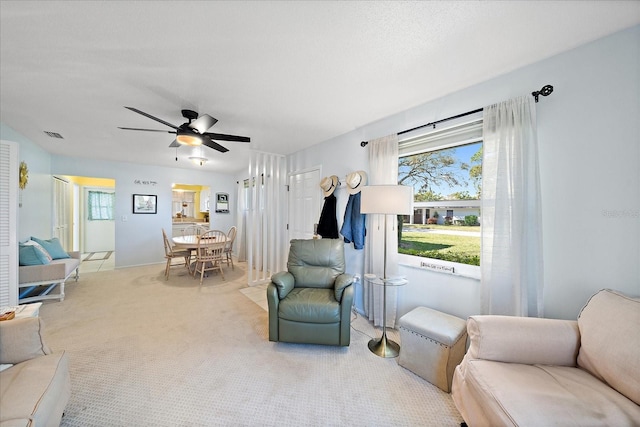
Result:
[39, 262, 463, 426]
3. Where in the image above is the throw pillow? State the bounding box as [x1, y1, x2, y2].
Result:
[18, 245, 51, 266]
[30, 236, 70, 259]
[22, 240, 53, 262]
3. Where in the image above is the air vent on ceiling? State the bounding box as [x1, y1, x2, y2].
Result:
[44, 131, 64, 139]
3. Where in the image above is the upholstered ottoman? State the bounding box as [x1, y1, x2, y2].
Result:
[398, 307, 467, 392]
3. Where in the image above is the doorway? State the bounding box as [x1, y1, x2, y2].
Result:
[55, 175, 116, 273]
[288, 167, 321, 241]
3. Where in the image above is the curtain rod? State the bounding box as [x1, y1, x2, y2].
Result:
[360, 84, 553, 147]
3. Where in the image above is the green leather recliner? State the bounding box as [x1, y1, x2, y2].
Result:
[267, 239, 354, 346]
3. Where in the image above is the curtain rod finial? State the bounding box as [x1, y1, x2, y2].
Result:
[532, 84, 554, 103]
[360, 141, 368, 147]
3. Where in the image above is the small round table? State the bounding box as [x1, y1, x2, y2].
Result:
[364, 274, 408, 358]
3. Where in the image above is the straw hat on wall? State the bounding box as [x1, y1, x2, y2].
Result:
[320, 175, 339, 197]
[345, 171, 367, 195]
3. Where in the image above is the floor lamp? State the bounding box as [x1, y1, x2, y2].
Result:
[360, 185, 413, 358]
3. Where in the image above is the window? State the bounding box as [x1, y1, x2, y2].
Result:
[88, 190, 114, 220]
[398, 117, 482, 270]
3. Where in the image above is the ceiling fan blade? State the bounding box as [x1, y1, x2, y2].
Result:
[189, 114, 218, 134]
[124, 107, 179, 130]
[202, 136, 229, 153]
[203, 132, 250, 143]
[168, 139, 180, 148]
[118, 127, 176, 133]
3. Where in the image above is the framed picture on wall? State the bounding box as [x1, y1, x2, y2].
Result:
[215, 193, 229, 213]
[132, 194, 157, 214]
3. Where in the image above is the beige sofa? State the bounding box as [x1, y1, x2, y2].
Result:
[0, 317, 71, 427]
[19, 251, 80, 303]
[452, 289, 640, 426]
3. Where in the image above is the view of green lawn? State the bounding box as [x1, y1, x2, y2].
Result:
[399, 224, 481, 266]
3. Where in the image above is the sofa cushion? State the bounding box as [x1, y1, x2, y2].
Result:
[577, 289, 640, 405]
[18, 245, 51, 266]
[22, 240, 53, 262]
[30, 237, 70, 260]
[18, 257, 80, 285]
[0, 318, 52, 364]
[0, 352, 71, 426]
[463, 360, 640, 426]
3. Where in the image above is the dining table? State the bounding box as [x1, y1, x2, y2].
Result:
[172, 234, 227, 278]
[172, 234, 227, 250]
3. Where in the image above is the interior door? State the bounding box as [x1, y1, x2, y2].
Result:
[52, 177, 71, 250]
[288, 168, 321, 241]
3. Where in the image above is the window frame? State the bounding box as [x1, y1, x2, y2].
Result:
[397, 115, 482, 280]
[87, 190, 115, 221]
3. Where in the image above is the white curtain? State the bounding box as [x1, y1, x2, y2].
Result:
[481, 96, 544, 317]
[364, 134, 400, 328]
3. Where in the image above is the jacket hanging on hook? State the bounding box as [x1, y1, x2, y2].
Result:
[317, 193, 339, 239]
[341, 171, 368, 249]
[317, 176, 340, 239]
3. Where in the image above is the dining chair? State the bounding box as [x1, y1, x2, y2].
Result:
[182, 224, 208, 236]
[182, 224, 208, 268]
[223, 226, 237, 270]
[162, 228, 191, 280]
[194, 229, 226, 285]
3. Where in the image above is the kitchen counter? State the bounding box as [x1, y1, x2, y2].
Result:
[171, 221, 209, 238]
[172, 218, 208, 224]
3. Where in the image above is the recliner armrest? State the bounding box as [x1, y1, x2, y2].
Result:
[334, 273, 354, 302]
[271, 271, 294, 299]
[465, 315, 580, 366]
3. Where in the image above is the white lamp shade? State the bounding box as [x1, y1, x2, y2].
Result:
[360, 185, 413, 215]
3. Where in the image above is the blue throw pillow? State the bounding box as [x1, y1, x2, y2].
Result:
[30, 237, 70, 260]
[19, 245, 51, 266]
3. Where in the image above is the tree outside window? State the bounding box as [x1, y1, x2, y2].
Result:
[398, 141, 482, 266]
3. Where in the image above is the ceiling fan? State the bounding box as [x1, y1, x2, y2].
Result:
[118, 107, 250, 153]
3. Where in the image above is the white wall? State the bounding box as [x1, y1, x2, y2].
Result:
[288, 25, 640, 320]
[0, 123, 53, 242]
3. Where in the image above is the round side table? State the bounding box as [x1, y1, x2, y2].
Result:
[364, 274, 408, 358]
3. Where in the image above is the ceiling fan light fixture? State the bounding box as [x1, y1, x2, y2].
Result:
[176, 133, 203, 146]
[188, 156, 208, 166]
[188, 146, 208, 166]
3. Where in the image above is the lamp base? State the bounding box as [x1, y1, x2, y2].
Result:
[368, 334, 400, 358]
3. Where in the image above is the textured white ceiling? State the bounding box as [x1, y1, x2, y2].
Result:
[1, 1, 639, 173]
